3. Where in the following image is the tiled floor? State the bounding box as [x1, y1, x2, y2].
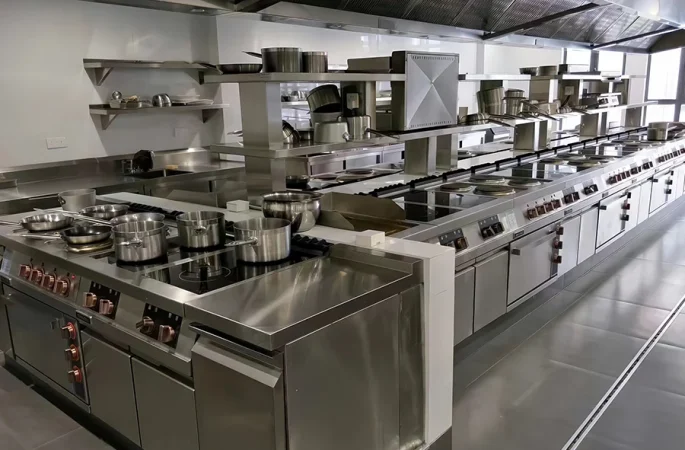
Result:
[452, 201, 685, 450]
[0, 358, 113, 450]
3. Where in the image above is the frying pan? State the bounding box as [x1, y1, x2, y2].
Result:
[0, 213, 74, 232]
[20, 225, 112, 245]
[80, 204, 130, 220]
[218, 63, 262, 74]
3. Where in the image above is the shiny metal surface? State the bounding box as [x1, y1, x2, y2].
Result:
[261, 47, 302, 73]
[454, 267, 475, 345]
[113, 220, 167, 262]
[313, 121, 350, 144]
[177, 211, 226, 249]
[57, 189, 96, 212]
[109, 212, 165, 226]
[0, 213, 74, 232]
[285, 294, 402, 450]
[184, 245, 420, 350]
[473, 250, 509, 332]
[79, 204, 129, 220]
[229, 218, 291, 263]
[82, 330, 140, 445]
[262, 192, 322, 233]
[507, 225, 558, 305]
[307, 84, 341, 113]
[302, 51, 328, 73]
[193, 337, 286, 450]
[21, 225, 112, 245]
[132, 358, 199, 450]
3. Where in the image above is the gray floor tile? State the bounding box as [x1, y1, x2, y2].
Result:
[660, 314, 685, 348]
[585, 275, 685, 311]
[0, 422, 26, 450]
[0, 387, 80, 449]
[593, 257, 685, 285]
[578, 435, 640, 450]
[565, 270, 609, 294]
[560, 295, 669, 340]
[629, 343, 685, 397]
[35, 427, 114, 450]
[0, 366, 30, 395]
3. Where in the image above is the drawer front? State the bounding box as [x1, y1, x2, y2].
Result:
[558, 215, 581, 276]
[637, 182, 652, 224]
[474, 251, 509, 332]
[597, 192, 628, 249]
[650, 173, 670, 214]
[507, 229, 558, 305]
[454, 267, 475, 345]
[578, 207, 598, 264]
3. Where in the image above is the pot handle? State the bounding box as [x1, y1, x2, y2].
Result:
[120, 238, 143, 248]
[20, 234, 61, 240]
[57, 195, 66, 205]
[224, 237, 259, 248]
[193, 225, 208, 235]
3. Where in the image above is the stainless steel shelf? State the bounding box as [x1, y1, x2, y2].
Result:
[458, 74, 532, 81]
[83, 59, 217, 85]
[551, 101, 655, 118]
[201, 72, 406, 84]
[89, 104, 228, 130]
[282, 97, 392, 108]
[531, 73, 645, 81]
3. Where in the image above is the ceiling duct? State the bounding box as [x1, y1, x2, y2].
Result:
[79, 0, 280, 14]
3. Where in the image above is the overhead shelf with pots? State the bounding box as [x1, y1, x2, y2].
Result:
[201, 72, 406, 84]
[83, 59, 219, 86]
[89, 104, 230, 130]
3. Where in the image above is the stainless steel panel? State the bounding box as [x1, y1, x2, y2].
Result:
[637, 181, 652, 224]
[559, 215, 581, 276]
[0, 286, 11, 357]
[132, 358, 199, 450]
[624, 184, 642, 232]
[578, 206, 599, 264]
[454, 267, 475, 345]
[81, 330, 140, 446]
[507, 227, 558, 305]
[391, 52, 459, 131]
[474, 250, 509, 332]
[649, 170, 671, 214]
[398, 285, 424, 449]
[597, 191, 628, 249]
[3, 287, 78, 396]
[192, 337, 285, 450]
[285, 294, 402, 450]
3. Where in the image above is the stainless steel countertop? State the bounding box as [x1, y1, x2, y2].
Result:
[0, 161, 244, 203]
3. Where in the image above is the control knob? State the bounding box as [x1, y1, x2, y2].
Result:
[30, 268, 44, 284]
[42, 274, 55, 290]
[67, 367, 83, 384]
[83, 293, 98, 308]
[55, 278, 70, 297]
[64, 345, 79, 362]
[158, 325, 176, 344]
[136, 317, 155, 334]
[60, 322, 77, 340]
[18, 264, 31, 279]
[552, 255, 563, 264]
[98, 299, 115, 316]
[553, 239, 563, 250]
[556, 226, 565, 236]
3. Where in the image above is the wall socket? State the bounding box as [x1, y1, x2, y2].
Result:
[46, 137, 67, 149]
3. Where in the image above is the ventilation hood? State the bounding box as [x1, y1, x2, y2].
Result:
[80, 0, 683, 52]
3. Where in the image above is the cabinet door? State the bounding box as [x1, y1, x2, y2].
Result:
[559, 215, 581, 276]
[132, 358, 199, 450]
[578, 207, 598, 264]
[82, 331, 140, 446]
[624, 185, 641, 232]
[454, 268, 475, 345]
[596, 192, 628, 249]
[649, 171, 670, 214]
[474, 251, 509, 332]
[637, 182, 652, 224]
[507, 228, 558, 305]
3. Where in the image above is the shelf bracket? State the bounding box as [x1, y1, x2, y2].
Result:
[93, 68, 113, 86]
[202, 109, 220, 123]
[100, 114, 117, 130]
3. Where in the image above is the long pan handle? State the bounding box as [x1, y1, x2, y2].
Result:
[20, 234, 61, 240]
[33, 209, 111, 226]
[0, 220, 19, 226]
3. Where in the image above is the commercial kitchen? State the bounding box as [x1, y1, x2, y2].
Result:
[3, 1, 685, 450]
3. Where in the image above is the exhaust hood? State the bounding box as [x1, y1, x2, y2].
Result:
[80, 0, 682, 52]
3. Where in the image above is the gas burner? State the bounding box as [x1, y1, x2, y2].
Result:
[470, 174, 507, 184]
[474, 185, 517, 196]
[440, 182, 474, 193]
[565, 154, 587, 161]
[568, 159, 603, 168]
[540, 158, 568, 165]
[346, 168, 374, 175]
[66, 240, 113, 254]
[508, 178, 542, 187]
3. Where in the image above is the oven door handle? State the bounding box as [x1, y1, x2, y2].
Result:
[510, 231, 557, 255]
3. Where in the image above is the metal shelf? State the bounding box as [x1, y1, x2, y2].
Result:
[89, 104, 228, 130]
[201, 72, 406, 84]
[550, 101, 655, 118]
[531, 73, 644, 81]
[83, 59, 218, 86]
[458, 74, 532, 81]
[281, 97, 392, 108]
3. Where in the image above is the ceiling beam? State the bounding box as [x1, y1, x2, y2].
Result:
[233, 0, 280, 13]
[482, 3, 603, 41]
[593, 26, 678, 49]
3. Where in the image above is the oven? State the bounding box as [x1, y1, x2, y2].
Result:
[649, 168, 672, 215]
[596, 190, 630, 249]
[507, 223, 563, 306]
[2, 285, 88, 404]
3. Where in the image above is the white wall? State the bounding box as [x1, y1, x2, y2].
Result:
[484, 44, 563, 95]
[0, 0, 223, 167]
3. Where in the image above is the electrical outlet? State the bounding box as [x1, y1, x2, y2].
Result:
[46, 137, 67, 149]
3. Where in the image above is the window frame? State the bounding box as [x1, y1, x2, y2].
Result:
[645, 48, 685, 121]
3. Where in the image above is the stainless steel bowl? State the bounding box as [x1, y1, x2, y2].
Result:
[262, 192, 322, 233]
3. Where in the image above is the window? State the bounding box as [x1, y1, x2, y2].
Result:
[566, 49, 591, 66]
[647, 49, 681, 100]
[645, 105, 676, 123]
[598, 52, 624, 73]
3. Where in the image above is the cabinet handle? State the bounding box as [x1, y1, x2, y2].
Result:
[511, 249, 521, 256]
[599, 205, 608, 210]
[0, 294, 13, 305]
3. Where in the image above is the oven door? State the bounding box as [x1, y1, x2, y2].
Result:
[596, 191, 629, 249]
[650, 169, 671, 214]
[507, 225, 560, 306]
[2, 286, 87, 402]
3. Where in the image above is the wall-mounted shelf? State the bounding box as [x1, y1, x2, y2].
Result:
[281, 97, 392, 108]
[459, 74, 532, 81]
[531, 73, 646, 81]
[201, 72, 406, 84]
[83, 59, 219, 85]
[89, 104, 228, 130]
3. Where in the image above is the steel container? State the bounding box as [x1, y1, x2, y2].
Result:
[261, 47, 302, 72]
[537, 65, 558, 76]
[228, 218, 291, 263]
[303, 51, 328, 73]
[176, 211, 226, 249]
[262, 192, 322, 232]
[477, 87, 504, 115]
[113, 221, 167, 262]
[346, 116, 372, 140]
[313, 121, 350, 143]
[58, 189, 96, 212]
[110, 213, 165, 226]
[307, 84, 341, 113]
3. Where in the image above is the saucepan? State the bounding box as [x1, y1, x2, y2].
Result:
[58, 189, 96, 212]
[460, 113, 515, 128]
[262, 192, 321, 232]
[20, 225, 112, 245]
[227, 218, 291, 263]
[109, 212, 165, 226]
[177, 211, 226, 250]
[0, 213, 74, 232]
[113, 221, 167, 263]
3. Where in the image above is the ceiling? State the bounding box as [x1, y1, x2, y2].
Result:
[79, 0, 683, 52]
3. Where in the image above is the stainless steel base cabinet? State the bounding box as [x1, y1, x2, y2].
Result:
[558, 215, 581, 276]
[454, 267, 475, 345]
[637, 181, 652, 224]
[578, 207, 599, 264]
[474, 250, 509, 332]
[82, 331, 140, 446]
[132, 358, 199, 450]
[507, 226, 559, 305]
